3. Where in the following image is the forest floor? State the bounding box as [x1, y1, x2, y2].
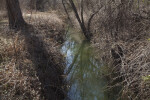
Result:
[0, 11, 66, 100]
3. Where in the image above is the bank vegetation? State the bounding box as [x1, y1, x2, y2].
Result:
[0, 0, 150, 100]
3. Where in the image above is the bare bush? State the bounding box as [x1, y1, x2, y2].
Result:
[91, 0, 150, 100]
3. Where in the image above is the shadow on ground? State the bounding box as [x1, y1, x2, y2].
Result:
[20, 25, 65, 100]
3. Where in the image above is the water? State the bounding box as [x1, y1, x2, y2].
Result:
[61, 29, 120, 100]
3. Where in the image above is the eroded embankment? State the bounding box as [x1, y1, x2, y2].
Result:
[0, 12, 66, 100]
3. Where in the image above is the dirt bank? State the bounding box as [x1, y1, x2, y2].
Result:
[0, 11, 66, 100]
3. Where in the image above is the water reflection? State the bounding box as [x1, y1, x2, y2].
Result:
[62, 30, 119, 100]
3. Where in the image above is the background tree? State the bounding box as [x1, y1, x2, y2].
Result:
[66, 0, 102, 40]
[6, 0, 26, 29]
[0, 0, 5, 10]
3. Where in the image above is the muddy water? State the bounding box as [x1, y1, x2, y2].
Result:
[61, 29, 120, 100]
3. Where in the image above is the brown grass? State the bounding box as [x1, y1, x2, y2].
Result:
[0, 11, 66, 100]
[91, 1, 150, 99]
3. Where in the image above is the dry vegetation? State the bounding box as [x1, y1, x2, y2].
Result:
[0, 11, 66, 100]
[90, 1, 150, 100]
[0, 0, 150, 100]
[0, 32, 42, 100]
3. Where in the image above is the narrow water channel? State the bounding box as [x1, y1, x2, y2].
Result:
[61, 29, 120, 100]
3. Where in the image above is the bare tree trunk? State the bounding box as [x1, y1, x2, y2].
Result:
[36, 0, 44, 11]
[69, 0, 91, 40]
[0, 0, 5, 10]
[36, 0, 47, 11]
[53, 0, 57, 9]
[80, 0, 84, 25]
[62, 0, 73, 25]
[30, 0, 36, 10]
[6, 0, 26, 29]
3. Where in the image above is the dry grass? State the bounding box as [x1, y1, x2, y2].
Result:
[91, 1, 150, 99]
[119, 40, 150, 100]
[92, 34, 150, 100]
[0, 32, 42, 100]
[0, 11, 66, 100]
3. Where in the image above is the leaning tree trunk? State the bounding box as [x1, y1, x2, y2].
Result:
[6, 0, 26, 29]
